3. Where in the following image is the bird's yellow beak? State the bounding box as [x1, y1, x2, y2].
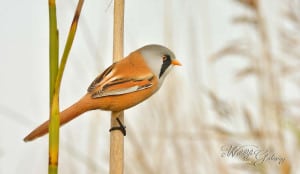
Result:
[171, 59, 182, 66]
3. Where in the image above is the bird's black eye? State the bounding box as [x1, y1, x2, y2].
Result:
[162, 55, 171, 62]
[162, 55, 168, 62]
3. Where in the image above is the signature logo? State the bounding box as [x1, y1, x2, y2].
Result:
[220, 144, 286, 166]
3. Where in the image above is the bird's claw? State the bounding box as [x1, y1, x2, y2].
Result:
[109, 117, 126, 136]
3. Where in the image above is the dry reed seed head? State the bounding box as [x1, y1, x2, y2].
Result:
[207, 91, 233, 118]
[235, 65, 258, 80]
[232, 16, 258, 26]
[235, 0, 258, 9]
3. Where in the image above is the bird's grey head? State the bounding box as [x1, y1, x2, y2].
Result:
[138, 44, 181, 86]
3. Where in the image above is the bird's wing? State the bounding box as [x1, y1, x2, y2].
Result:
[87, 63, 115, 92]
[90, 76, 154, 98]
[87, 62, 155, 98]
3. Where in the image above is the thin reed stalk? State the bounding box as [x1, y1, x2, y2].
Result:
[109, 0, 125, 174]
[48, 0, 59, 173]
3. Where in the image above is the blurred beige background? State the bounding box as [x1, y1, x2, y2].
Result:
[0, 0, 299, 173]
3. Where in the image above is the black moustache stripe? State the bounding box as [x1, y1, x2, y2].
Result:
[159, 55, 172, 78]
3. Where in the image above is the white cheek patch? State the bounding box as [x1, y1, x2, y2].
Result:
[161, 66, 173, 78]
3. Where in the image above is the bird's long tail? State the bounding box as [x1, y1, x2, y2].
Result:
[23, 97, 91, 142]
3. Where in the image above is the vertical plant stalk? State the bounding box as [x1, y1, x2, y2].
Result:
[48, 0, 59, 173]
[48, 1, 59, 103]
[48, 0, 85, 173]
[109, 0, 125, 174]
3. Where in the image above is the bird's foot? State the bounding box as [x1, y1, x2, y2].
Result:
[109, 117, 126, 136]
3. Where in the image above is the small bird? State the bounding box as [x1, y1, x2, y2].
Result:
[23, 44, 181, 142]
